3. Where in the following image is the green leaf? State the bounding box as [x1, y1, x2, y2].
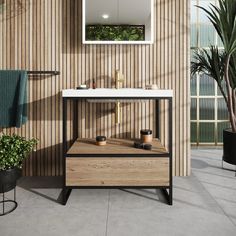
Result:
[191, 46, 225, 84]
[86, 25, 145, 41]
[0, 134, 38, 170]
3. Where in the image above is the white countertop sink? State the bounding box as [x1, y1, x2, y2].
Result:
[62, 88, 173, 98]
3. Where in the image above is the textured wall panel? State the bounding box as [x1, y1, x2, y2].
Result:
[0, 0, 190, 176]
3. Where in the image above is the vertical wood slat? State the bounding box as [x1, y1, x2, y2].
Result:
[0, 0, 190, 176]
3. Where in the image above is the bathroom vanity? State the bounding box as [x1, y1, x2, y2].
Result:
[62, 89, 173, 205]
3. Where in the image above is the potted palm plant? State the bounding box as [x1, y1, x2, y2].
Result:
[0, 134, 38, 193]
[191, 0, 236, 166]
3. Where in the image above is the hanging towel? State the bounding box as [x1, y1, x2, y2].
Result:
[0, 70, 28, 128]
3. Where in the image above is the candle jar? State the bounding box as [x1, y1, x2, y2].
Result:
[96, 136, 107, 146]
[140, 129, 153, 143]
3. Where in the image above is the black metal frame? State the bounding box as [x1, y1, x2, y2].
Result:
[0, 188, 18, 216]
[27, 71, 60, 76]
[62, 96, 173, 206]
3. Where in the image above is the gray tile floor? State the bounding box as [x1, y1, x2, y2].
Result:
[1, 149, 236, 236]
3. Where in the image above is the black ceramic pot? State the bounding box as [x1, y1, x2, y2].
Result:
[0, 167, 22, 193]
[223, 129, 236, 165]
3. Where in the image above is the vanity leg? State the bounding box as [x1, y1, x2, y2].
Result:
[73, 99, 78, 142]
[62, 98, 69, 205]
[62, 187, 72, 205]
[62, 187, 67, 205]
[156, 99, 160, 139]
[169, 186, 173, 205]
[169, 98, 173, 205]
[161, 188, 172, 205]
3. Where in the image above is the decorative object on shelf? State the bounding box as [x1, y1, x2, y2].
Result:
[134, 142, 153, 151]
[134, 141, 143, 149]
[144, 144, 152, 150]
[145, 84, 158, 90]
[76, 85, 88, 90]
[92, 79, 96, 89]
[0, 134, 38, 215]
[140, 129, 153, 143]
[191, 0, 236, 174]
[96, 136, 107, 146]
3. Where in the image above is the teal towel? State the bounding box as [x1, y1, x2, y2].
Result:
[0, 70, 28, 128]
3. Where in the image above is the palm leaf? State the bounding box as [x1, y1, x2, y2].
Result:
[197, 0, 236, 55]
[193, 0, 236, 131]
[191, 46, 225, 85]
[229, 53, 236, 89]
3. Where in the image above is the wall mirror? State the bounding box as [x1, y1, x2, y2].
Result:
[82, 0, 154, 44]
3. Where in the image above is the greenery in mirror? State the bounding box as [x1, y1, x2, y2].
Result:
[0, 134, 38, 171]
[86, 25, 145, 41]
[0, 0, 4, 14]
[191, 0, 236, 132]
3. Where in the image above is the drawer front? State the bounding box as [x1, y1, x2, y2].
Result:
[66, 157, 169, 186]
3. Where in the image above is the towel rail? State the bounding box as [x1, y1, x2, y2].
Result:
[27, 71, 60, 76]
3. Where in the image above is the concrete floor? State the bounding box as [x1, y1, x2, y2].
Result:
[0, 149, 236, 236]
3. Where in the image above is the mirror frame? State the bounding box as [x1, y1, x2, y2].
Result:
[82, 0, 154, 45]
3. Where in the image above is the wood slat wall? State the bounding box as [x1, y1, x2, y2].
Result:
[0, 0, 190, 176]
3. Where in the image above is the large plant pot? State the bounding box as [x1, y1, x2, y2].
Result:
[223, 129, 236, 165]
[0, 167, 22, 193]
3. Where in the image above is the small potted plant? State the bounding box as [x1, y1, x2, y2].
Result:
[191, 0, 236, 168]
[0, 134, 38, 193]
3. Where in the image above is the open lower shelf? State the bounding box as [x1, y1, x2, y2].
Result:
[67, 138, 169, 157]
[62, 95, 173, 205]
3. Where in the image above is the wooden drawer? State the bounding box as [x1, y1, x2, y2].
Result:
[66, 157, 169, 186]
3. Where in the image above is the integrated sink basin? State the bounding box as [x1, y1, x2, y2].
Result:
[62, 88, 173, 101]
[86, 88, 147, 103]
[62, 88, 173, 123]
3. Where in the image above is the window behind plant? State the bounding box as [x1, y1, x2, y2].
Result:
[191, 0, 229, 145]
